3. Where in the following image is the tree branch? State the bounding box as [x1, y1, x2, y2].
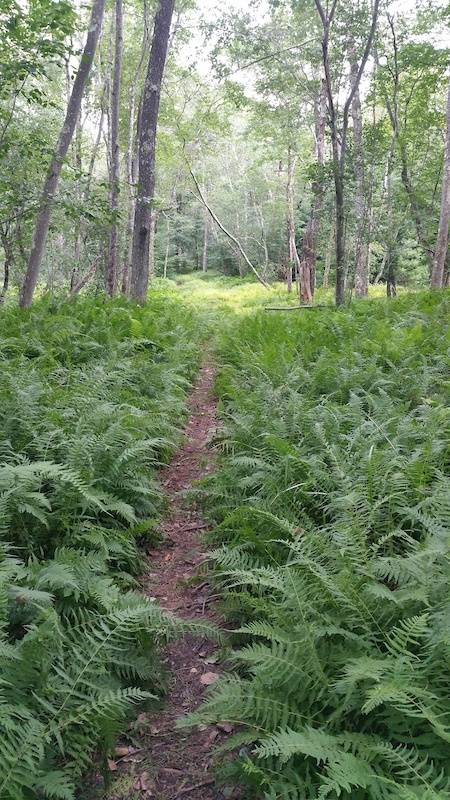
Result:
[187, 164, 271, 290]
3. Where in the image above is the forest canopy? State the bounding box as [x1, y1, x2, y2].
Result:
[1, 0, 450, 306]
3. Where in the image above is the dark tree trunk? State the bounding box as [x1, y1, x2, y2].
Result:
[431, 74, 450, 288]
[106, 0, 123, 296]
[130, 0, 176, 302]
[19, 0, 105, 308]
[0, 227, 12, 307]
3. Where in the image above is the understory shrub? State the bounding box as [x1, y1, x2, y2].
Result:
[183, 290, 450, 799]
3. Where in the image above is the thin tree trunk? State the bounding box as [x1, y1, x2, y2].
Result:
[202, 212, 209, 272]
[314, 0, 379, 306]
[323, 224, 333, 290]
[19, 0, 105, 307]
[431, 73, 450, 288]
[130, 0, 176, 302]
[74, 114, 83, 262]
[300, 75, 326, 303]
[400, 146, 434, 268]
[286, 153, 298, 294]
[163, 216, 171, 278]
[106, 0, 123, 296]
[0, 227, 12, 306]
[122, 3, 150, 294]
[149, 209, 157, 278]
[350, 48, 367, 298]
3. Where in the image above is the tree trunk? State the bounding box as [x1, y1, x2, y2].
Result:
[19, 0, 105, 308]
[0, 227, 12, 307]
[122, 3, 150, 294]
[314, 0, 379, 306]
[106, 0, 123, 296]
[300, 76, 327, 303]
[202, 212, 209, 272]
[350, 49, 367, 298]
[149, 209, 157, 278]
[400, 145, 434, 268]
[431, 73, 450, 288]
[163, 216, 171, 278]
[286, 153, 298, 295]
[130, 0, 176, 302]
[323, 226, 333, 291]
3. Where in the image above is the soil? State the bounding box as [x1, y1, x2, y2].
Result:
[106, 360, 239, 800]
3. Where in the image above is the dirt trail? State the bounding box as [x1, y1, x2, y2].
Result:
[112, 360, 236, 800]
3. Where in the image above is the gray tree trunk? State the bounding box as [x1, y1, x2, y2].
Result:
[19, 0, 105, 307]
[431, 73, 450, 288]
[299, 75, 327, 303]
[350, 50, 367, 298]
[314, 0, 379, 306]
[130, 0, 176, 302]
[106, 0, 123, 296]
[122, 2, 150, 294]
[202, 212, 209, 272]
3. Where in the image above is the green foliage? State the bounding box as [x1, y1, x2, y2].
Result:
[0, 289, 204, 797]
[182, 289, 450, 799]
[0, 542, 205, 800]
[0, 291, 199, 554]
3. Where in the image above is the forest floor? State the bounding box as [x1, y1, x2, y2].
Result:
[105, 358, 239, 800]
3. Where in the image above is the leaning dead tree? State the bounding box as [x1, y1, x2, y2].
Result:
[189, 166, 270, 290]
[19, 0, 105, 308]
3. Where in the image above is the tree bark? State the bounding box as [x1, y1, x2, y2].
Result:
[286, 153, 301, 294]
[19, 0, 105, 307]
[314, 0, 380, 306]
[122, 3, 150, 294]
[350, 49, 367, 298]
[299, 76, 327, 304]
[431, 73, 450, 288]
[0, 227, 12, 307]
[130, 0, 176, 302]
[202, 212, 209, 272]
[106, 0, 123, 296]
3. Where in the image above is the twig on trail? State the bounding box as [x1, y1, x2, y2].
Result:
[174, 777, 216, 797]
[265, 304, 331, 310]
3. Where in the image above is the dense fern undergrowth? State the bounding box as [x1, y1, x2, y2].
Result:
[183, 288, 450, 799]
[0, 289, 204, 799]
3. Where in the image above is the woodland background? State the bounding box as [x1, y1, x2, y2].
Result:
[2, 0, 450, 306]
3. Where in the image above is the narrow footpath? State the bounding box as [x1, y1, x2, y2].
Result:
[110, 361, 238, 800]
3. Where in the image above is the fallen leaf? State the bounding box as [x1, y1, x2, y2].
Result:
[209, 729, 220, 742]
[190, 667, 198, 674]
[114, 745, 129, 757]
[164, 553, 171, 562]
[107, 759, 117, 772]
[140, 772, 151, 791]
[200, 671, 220, 686]
[137, 712, 148, 724]
[216, 722, 233, 734]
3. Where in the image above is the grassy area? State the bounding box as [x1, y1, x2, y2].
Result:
[180, 281, 450, 800]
